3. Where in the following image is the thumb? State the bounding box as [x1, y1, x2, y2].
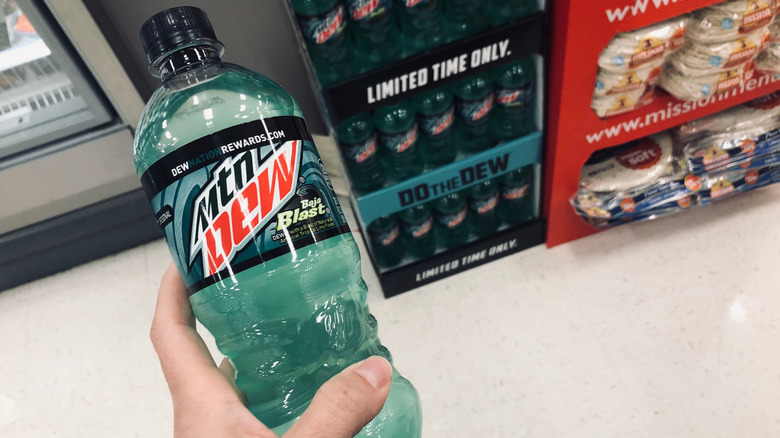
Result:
[284, 356, 393, 438]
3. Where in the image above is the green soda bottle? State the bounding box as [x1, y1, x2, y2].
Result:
[432, 192, 469, 249]
[412, 87, 457, 168]
[134, 7, 421, 436]
[488, 0, 537, 26]
[491, 58, 536, 142]
[336, 114, 386, 194]
[452, 72, 496, 155]
[467, 179, 500, 238]
[443, 0, 488, 42]
[366, 215, 406, 268]
[498, 165, 535, 225]
[374, 101, 424, 181]
[399, 203, 437, 259]
[345, 0, 403, 70]
[291, 0, 355, 85]
[394, 0, 445, 55]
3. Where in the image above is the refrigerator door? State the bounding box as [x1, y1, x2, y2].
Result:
[0, 0, 113, 161]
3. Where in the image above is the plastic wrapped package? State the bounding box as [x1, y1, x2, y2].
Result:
[666, 27, 769, 75]
[658, 60, 755, 100]
[597, 17, 688, 72]
[591, 86, 657, 118]
[755, 17, 780, 71]
[674, 91, 780, 171]
[571, 131, 695, 228]
[697, 163, 780, 204]
[685, 0, 776, 43]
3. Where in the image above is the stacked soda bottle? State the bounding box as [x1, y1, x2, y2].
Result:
[365, 164, 536, 267]
[290, 0, 539, 84]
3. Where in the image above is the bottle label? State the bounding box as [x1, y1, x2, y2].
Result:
[368, 222, 401, 248]
[435, 206, 467, 229]
[456, 93, 494, 124]
[297, 3, 348, 45]
[346, 0, 392, 21]
[401, 216, 434, 239]
[500, 183, 530, 202]
[340, 134, 380, 165]
[379, 124, 419, 155]
[468, 193, 499, 215]
[495, 82, 533, 110]
[140, 116, 350, 295]
[419, 107, 455, 137]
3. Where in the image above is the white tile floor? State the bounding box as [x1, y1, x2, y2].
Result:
[1, 183, 780, 437]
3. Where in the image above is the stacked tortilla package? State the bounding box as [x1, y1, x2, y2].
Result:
[573, 91, 780, 228]
[592, 18, 687, 118]
[755, 12, 780, 70]
[660, 0, 774, 101]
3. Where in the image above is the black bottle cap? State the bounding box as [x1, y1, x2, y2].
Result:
[139, 6, 224, 68]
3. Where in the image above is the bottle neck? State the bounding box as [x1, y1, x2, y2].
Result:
[156, 45, 222, 82]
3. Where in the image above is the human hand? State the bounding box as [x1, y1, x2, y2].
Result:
[150, 263, 392, 437]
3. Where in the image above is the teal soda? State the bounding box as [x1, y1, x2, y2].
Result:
[467, 179, 500, 237]
[443, 0, 488, 42]
[491, 58, 536, 142]
[412, 87, 457, 168]
[291, 0, 355, 85]
[134, 7, 421, 436]
[336, 114, 386, 194]
[399, 203, 437, 259]
[345, 0, 402, 70]
[374, 101, 424, 180]
[498, 165, 534, 225]
[366, 215, 406, 268]
[453, 72, 496, 155]
[394, 0, 445, 55]
[488, 0, 537, 26]
[432, 192, 469, 249]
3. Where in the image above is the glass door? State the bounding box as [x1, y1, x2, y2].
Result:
[0, 0, 112, 161]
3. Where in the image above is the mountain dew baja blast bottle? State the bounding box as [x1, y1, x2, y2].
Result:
[374, 101, 423, 180]
[498, 166, 534, 225]
[291, 0, 355, 85]
[432, 191, 469, 249]
[491, 58, 535, 142]
[453, 72, 496, 154]
[345, 0, 402, 69]
[394, 0, 445, 54]
[336, 114, 386, 194]
[134, 7, 421, 436]
[413, 87, 457, 168]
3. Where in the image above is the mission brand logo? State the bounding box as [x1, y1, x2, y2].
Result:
[189, 140, 302, 276]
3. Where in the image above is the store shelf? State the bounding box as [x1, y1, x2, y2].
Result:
[544, 0, 780, 247]
[354, 132, 542, 226]
[320, 11, 545, 125]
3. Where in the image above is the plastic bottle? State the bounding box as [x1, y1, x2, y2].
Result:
[367, 215, 406, 268]
[443, 0, 488, 42]
[412, 87, 457, 168]
[452, 72, 496, 154]
[399, 203, 437, 259]
[291, 0, 355, 85]
[374, 101, 424, 180]
[432, 192, 469, 249]
[394, 0, 445, 55]
[133, 7, 421, 436]
[345, 0, 402, 70]
[488, 0, 537, 26]
[336, 114, 386, 193]
[498, 165, 534, 225]
[491, 58, 536, 142]
[467, 179, 500, 238]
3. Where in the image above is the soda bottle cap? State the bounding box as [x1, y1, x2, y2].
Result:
[140, 6, 224, 74]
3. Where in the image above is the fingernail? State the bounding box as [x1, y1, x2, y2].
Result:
[355, 356, 392, 390]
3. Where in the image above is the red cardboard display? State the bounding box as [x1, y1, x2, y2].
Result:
[545, 0, 780, 247]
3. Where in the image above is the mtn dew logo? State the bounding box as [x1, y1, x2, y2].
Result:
[348, 0, 388, 20]
[403, 0, 426, 7]
[457, 94, 494, 123]
[419, 107, 454, 137]
[189, 140, 301, 276]
[303, 4, 346, 44]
